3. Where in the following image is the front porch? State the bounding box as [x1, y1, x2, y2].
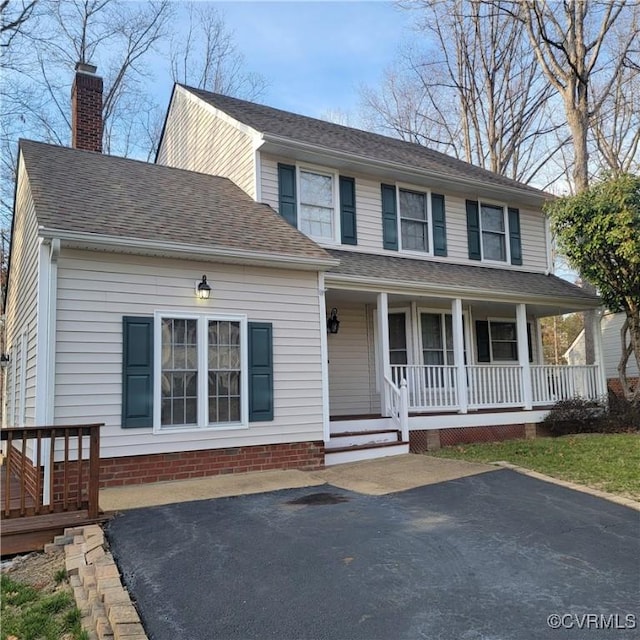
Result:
[321, 284, 605, 465]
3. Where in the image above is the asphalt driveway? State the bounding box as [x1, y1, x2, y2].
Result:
[106, 469, 639, 640]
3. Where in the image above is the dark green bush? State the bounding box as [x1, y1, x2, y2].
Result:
[542, 394, 640, 436]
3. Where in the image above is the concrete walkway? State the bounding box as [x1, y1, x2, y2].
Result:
[99, 454, 495, 511]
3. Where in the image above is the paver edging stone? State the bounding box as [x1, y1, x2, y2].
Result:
[46, 524, 148, 640]
[491, 461, 640, 511]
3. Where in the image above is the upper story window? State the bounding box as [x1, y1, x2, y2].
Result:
[399, 189, 430, 253]
[278, 163, 357, 246]
[466, 200, 522, 266]
[299, 170, 334, 241]
[381, 184, 447, 256]
[480, 203, 507, 262]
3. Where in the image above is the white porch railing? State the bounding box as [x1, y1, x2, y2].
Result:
[391, 365, 458, 411]
[467, 364, 524, 409]
[384, 375, 409, 442]
[530, 365, 600, 406]
[386, 364, 601, 413]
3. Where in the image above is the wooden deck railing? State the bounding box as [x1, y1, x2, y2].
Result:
[1, 424, 103, 520]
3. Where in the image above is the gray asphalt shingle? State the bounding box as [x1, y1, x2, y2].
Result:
[184, 86, 546, 198]
[20, 139, 332, 262]
[327, 249, 600, 304]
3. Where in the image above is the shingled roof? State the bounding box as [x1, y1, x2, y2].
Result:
[326, 250, 600, 306]
[19, 140, 333, 264]
[183, 86, 546, 198]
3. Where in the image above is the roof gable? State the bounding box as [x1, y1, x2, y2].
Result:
[18, 140, 332, 264]
[182, 85, 547, 200]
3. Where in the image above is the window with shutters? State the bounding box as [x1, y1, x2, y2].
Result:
[155, 313, 248, 430]
[278, 163, 357, 245]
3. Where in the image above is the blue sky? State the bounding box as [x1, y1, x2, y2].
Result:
[153, 1, 417, 119]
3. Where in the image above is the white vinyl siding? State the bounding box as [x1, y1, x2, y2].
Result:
[3, 157, 39, 427]
[260, 154, 548, 272]
[54, 250, 324, 458]
[156, 87, 256, 198]
[327, 303, 378, 416]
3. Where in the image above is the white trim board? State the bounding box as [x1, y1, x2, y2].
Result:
[408, 410, 549, 431]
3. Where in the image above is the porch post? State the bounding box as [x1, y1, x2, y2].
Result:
[593, 308, 607, 400]
[516, 303, 533, 409]
[377, 292, 391, 416]
[451, 298, 467, 413]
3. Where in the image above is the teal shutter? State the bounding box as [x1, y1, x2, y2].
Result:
[475, 321, 491, 362]
[122, 316, 154, 428]
[339, 176, 357, 245]
[278, 163, 297, 226]
[431, 193, 447, 256]
[248, 322, 273, 422]
[466, 200, 481, 260]
[527, 323, 533, 363]
[508, 207, 522, 265]
[381, 184, 398, 250]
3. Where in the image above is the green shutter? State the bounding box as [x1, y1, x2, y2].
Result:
[527, 323, 533, 363]
[339, 176, 357, 245]
[508, 207, 522, 265]
[248, 322, 273, 422]
[381, 184, 398, 250]
[122, 316, 153, 428]
[278, 163, 297, 226]
[431, 193, 447, 256]
[476, 320, 491, 363]
[466, 200, 481, 260]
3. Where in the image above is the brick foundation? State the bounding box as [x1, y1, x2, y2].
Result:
[607, 377, 639, 398]
[98, 441, 325, 488]
[410, 423, 526, 453]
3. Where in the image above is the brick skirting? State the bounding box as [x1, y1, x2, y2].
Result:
[98, 441, 325, 488]
[410, 424, 527, 452]
[608, 377, 639, 397]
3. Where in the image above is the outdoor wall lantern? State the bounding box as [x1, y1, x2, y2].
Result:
[0, 353, 9, 367]
[196, 275, 211, 300]
[327, 308, 340, 334]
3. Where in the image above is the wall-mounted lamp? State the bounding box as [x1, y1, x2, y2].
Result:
[0, 353, 9, 368]
[196, 275, 211, 300]
[327, 308, 340, 334]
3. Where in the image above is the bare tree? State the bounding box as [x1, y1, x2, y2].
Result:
[503, 0, 640, 193]
[170, 3, 266, 100]
[361, 0, 556, 184]
[1, 0, 38, 50]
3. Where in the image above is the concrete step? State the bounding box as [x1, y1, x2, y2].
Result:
[326, 429, 401, 449]
[324, 441, 410, 466]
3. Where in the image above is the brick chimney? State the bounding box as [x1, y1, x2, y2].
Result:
[71, 62, 103, 152]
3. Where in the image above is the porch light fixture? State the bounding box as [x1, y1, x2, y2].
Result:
[196, 275, 211, 300]
[0, 353, 9, 367]
[327, 308, 340, 334]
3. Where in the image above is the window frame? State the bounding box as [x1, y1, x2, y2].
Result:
[396, 184, 434, 256]
[478, 200, 511, 264]
[153, 311, 249, 433]
[296, 163, 340, 244]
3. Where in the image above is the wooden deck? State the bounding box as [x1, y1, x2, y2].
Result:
[1, 424, 107, 556]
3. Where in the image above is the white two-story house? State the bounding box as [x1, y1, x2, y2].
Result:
[3, 68, 604, 490]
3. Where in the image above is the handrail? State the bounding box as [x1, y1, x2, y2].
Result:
[384, 375, 409, 443]
[1, 423, 103, 520]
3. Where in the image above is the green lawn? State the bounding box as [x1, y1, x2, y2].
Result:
[1, 573, 87, 640]
[430, 433, 640, 500]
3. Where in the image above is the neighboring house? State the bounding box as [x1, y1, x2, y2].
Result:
[565, 312, 639, 394]
[3, 66, 604, 488]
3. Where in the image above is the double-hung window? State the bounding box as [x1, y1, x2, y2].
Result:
[399, 188, 430, 253]
[157, 314, 247, 430]
[420, 313, 454, 365]
[480, 203, 507, 262]
[466, 199, 522, 265]
[299, 169, 335, 241]
[488, 321, 518, 361]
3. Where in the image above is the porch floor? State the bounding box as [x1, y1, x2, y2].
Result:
[330, 405, 554, 421]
